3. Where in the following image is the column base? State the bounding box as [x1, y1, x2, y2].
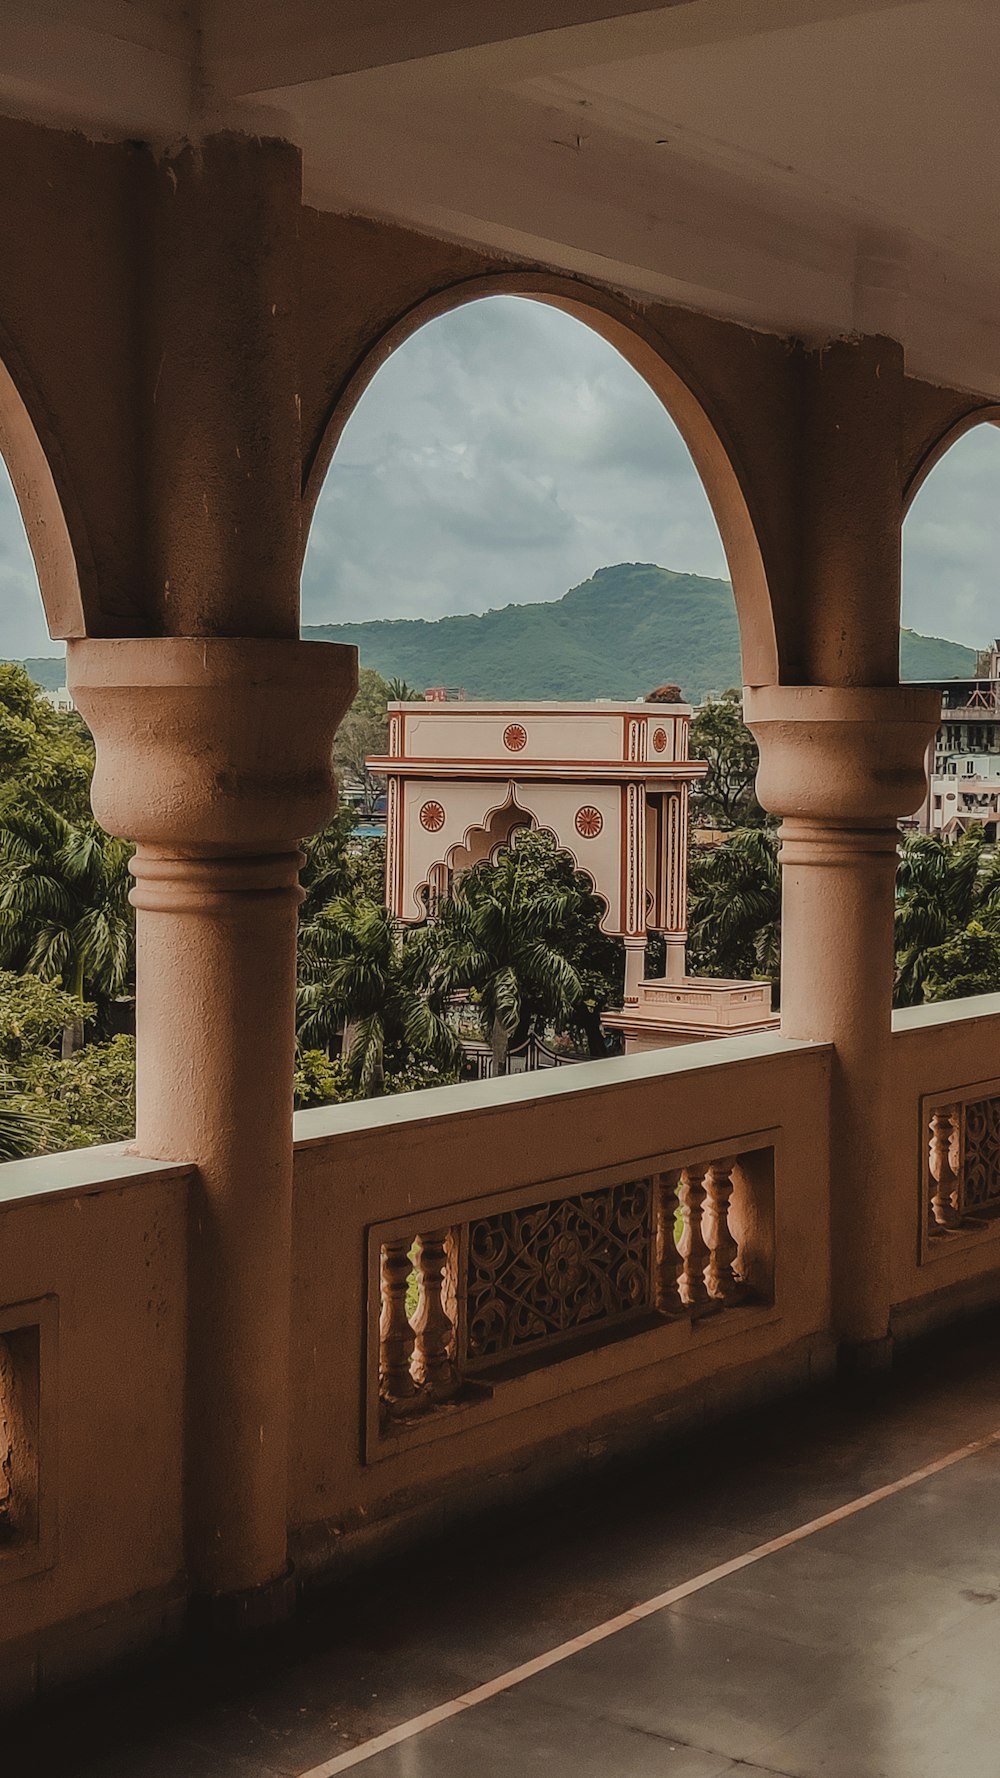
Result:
[837, 1333, 894, 1378]
[188, 1563, 297, 1637]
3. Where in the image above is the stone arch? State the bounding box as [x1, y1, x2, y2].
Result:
[0, 342, 88, 639]
[302, 272, 779, 689]
[903, 404, 1000, 515]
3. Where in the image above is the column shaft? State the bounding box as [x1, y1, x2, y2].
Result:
[132, 851, 302, 1594]
[746, 685, 939, 1360]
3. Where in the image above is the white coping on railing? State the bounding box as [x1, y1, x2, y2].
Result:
[293, 1030, 824, 1146]
[893, 991, 1000, 1035]
[0, 1142, 191, 1211]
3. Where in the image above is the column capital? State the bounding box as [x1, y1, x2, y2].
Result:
[68, 636, 358, 853]
[744, 684, 940, 827]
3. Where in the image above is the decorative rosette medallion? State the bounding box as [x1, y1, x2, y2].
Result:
[419, 800, 446, 833]
[652, 727, 668, 754]
[503, 723, 528, 752]
[575, 805, 604, 839]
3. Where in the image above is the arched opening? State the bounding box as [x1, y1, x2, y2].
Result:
[896, 416, 1000, 1005]
[0, 352, 85, 643]
[296, 289, 781, 1099]
[303, 278, 777, 689]
[0, 371, 133, 1159]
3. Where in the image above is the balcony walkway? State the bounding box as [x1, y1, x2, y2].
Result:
[11, 1316, 1000, 1778]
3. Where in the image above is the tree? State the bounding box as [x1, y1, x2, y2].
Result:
[0, 970, 134, 1154]
[687, 828, 781, 988]
[921, 922, 1000, 1003]
[893, 828, 1000, 1007]
[385, 678, 423, 704]
[333, 667, 393, 818]
[0, 663, 94, 822]
[689, 690, 764, 830]
[0, 801, 133, 1051]
[297, 895, 461, 1096]
[9, 1035, 136, 1151]
[415, 831, 610, 1073]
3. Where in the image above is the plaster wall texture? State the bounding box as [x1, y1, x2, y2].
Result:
[0, 1156, 190, 1652]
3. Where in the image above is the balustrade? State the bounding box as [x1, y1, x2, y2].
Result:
[924, 1087, 1000, 1242]
[374, 1149, 763, 1432]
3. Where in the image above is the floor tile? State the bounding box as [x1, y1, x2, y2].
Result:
[522, 1608, 870, 1765]
[350, 1691, 737, 1778]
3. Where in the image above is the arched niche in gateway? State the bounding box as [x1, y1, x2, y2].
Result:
[301, 274, 779, 693]
[419, 789, 613, 933]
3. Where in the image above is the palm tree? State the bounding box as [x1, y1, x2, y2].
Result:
[894, 828, 1000, 1006]
[0, 801, 134, 1052]
[297, 895, 460, 1096]
[385, 678, 422, 703]
[687, 828, 781, 988]
[415, 839, 588, 1074]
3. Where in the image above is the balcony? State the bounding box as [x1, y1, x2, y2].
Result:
[4, 1002, 1000, 1770]
[5, 997, 1000, 1739]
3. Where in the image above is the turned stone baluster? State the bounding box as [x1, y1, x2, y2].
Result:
[704, 1157, 743, 1303]
[676, 1166, 715, 1313]
[379, 1239, 418, 1410]
[654, 1171, 684, 1314]
[929, 1106, 962, 1230]
[411, 1230, 460, 1400]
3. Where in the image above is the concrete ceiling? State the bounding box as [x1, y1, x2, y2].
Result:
[4, 0, 1000, 396]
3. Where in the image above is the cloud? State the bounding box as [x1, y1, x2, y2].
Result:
[302, 295, 729, 625]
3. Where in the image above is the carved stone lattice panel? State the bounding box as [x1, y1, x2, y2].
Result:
[465, 1178, 653, 1365]
[960, 1096, 1000, 1211]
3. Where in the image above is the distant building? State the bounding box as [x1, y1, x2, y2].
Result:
[916, 641, 1000, 840]
[41, 685, 74, 714]
[369, 698, 777, 1056]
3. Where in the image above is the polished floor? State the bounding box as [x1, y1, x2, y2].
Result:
[11, 1320, 1000, 1778]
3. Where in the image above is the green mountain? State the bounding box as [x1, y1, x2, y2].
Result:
[9, 564, 976, 704]
[303, 563, 976, 703]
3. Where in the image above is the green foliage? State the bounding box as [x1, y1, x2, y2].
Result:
[334, 666, 393, 816]
[302, 563, 975, 706]
[293, 1047, 453, 1108]
[297, 894, 461, 1096]
[921, 923, 1000, 1003]
[6, 1034, 136, 1152]
[415, 830, 619, 1069]
[0, 799, 134, 1018]
[894, 829, 1000, 1007]
[0, 969, 95, 1063]
[0, 663, 93, 821]
[689, 689, 764, 829]
[0, 1098, 48, 1162]
[687, 829, 781, 989]
[293, 1047, 347, 1108]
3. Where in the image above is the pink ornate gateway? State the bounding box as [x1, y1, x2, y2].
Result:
[368, 699, 778, 1048]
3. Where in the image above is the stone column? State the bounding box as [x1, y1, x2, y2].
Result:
[746, 685, 939, 1364]
[69, 635, 357, 1613]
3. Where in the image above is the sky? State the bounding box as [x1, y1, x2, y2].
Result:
[1, 294, 998, 659]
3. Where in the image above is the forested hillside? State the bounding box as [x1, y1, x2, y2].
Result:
[303, 563, 975, 702]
